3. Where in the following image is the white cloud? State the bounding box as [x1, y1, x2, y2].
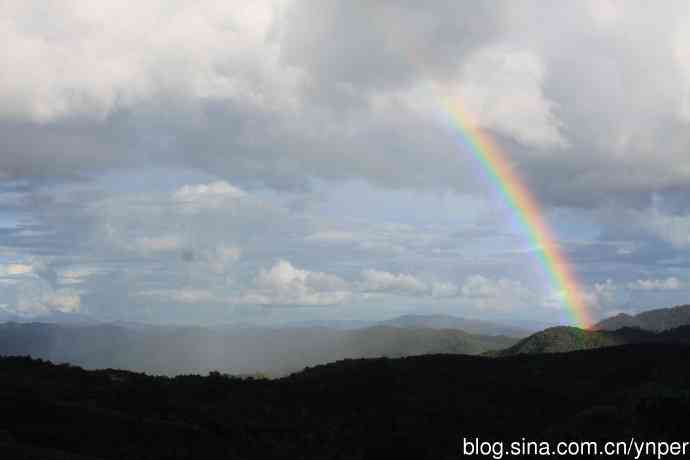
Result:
[305, 230, 355, 244]
[0, 258, 85, 316]
[173, 181, 247, 210]
[449, 44, 566, 148]
[634, 209, 690, 249]
[627, 277, 685, 291]
[135, 235, 181, 253]
[0, 263, 33, 277]
[357, 269, 460, 299]
[0, 257, 49, 279]
[139, 288, 220, 304]
[359, 269, 428, 295]
[0, 1, 297, 122]
[583, 279, 619, 310]
[1, 276, 82, 316]
[244, 260, 350, 306]
[140, 259, 351, 307]
[460, 274, 535, 311]
[672, 9, 690, 122]
[205, 244, 242, 274]
[429, 281, 459, 298]
[58, 266, 105, 285]
[43, 289, 81, 313]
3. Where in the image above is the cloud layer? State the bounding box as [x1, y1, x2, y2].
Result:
[2, 1, 689, 205]
[1, 1, 690, 324]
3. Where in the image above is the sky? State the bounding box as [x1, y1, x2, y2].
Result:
[1, 0, 689, 326]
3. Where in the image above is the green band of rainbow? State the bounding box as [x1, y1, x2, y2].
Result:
[443, 102, 592, 328]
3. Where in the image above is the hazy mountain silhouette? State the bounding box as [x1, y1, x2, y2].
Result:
[377, 314, 531, 337]
[0, 322, 516, 376]
[594, 304, 690, 332]
[282, 314, 532, 336]
[0, 312, 18, 323]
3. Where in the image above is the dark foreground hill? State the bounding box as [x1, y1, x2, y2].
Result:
[0, 322, 516, 376]
[1, 344, 689, 459]
[594, 304, 690, 332]
[496, 325, 690, 356]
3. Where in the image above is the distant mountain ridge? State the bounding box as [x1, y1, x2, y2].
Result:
[278, 314, 532, 336]
[377, 314, 531, 337]
[497, 325, 690, 356]
[593, 304, 690, 332]
[0, 310, 21, 323]
[0, 312, 532, 337]
[0, 322, 516, 376]
[0, 311, 100, 325]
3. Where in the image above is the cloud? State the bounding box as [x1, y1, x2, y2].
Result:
[0, 263, 33, 277]
[243, 263, 463, 306]
[206, 244, 242, 274]
[460, 275, 535, 311]
[2, 2, 690, 325]
[0, 1, 293, 123]
[138, 288, 220, 304]
[359, 269, 429, 296]
[634, 209, 690, 249]
[305, 231, 356, 244]
[279, 0, 499, 94]
[1, 1, 688, 211]
[135, 236, 182, 253]
[243, 260, 351, 306]
[597, 204, 690, 250]
[0, 274, 82, 316]
[585, 279, 619, 310]
[43, 289, 81, 313]
[0, 257, 50, 280]
[356, 269, 460, 299]
[58, 266, 105, 285]
[627, 277, 685, 291]
[449, 44, 566, 148]
[580, 276, 687, 316]
[429, 281, 459, 298]
[173, 181, 247, 211]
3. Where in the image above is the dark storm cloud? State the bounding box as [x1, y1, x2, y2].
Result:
[1, 1, 689, 209]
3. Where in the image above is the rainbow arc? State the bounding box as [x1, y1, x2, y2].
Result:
[440, 98, 592, 328]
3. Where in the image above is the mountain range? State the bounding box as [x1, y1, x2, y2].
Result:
[487, 303, 690, 357]
[4, 304, 690, 374]
[2, 312, 534, 335]
[377, 314, 532, 336]
[0, 322, 516, 376]
[1, 303, 690, 458]
[496, 325, 690, 356]
[593, 304, 690, 332]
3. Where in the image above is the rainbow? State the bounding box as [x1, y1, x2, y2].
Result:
[441, 100, 593, 329]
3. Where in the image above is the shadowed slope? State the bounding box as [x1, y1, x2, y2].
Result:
[1, 344, 690, 459]
[496, 325, 690, 356]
